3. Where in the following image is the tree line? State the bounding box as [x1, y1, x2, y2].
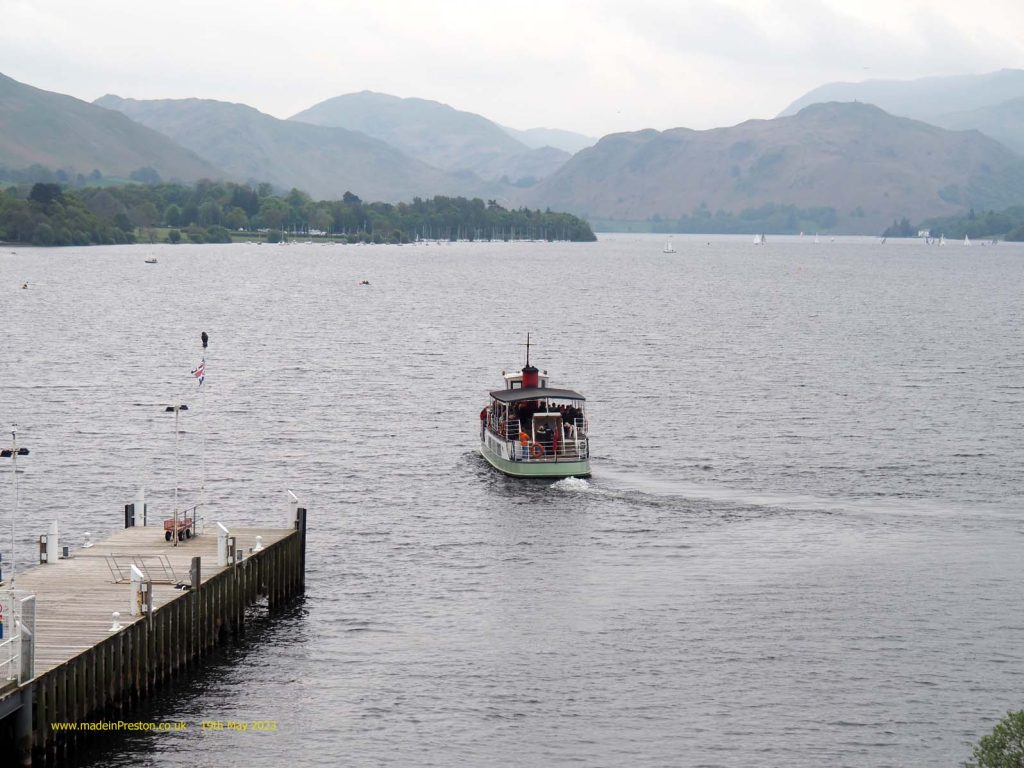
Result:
[644, 203, 840, 235]
[883, 206, 1024, 240]
[0, 180, 596, 246]
[917, 206, 1024, 241]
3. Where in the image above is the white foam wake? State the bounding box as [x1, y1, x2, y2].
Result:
[551, 476, 591, 492]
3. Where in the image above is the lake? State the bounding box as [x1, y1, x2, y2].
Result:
[3, 233, 1023, 766]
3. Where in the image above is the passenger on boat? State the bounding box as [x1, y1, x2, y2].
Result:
[519, 431, 530, 460]
[535, 424, 552, 456]
[516, 401, 531, 425]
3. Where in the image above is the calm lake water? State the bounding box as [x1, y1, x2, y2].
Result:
[2, 233, 1023, 766]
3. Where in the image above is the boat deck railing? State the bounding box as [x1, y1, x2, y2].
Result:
[485, 417, 589, 462]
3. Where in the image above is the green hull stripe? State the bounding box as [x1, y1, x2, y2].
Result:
[479, 444, 591, 478]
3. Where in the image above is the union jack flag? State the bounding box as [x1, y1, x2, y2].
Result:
[191, 358, 206, 385]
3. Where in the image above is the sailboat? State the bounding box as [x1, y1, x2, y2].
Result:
[964, 235, 971, 246]
[939, 235, 946, 246]
[662, 238, 676, 254]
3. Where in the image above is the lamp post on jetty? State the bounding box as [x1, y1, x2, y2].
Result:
[164, 404, 188, 547]
[1, 424, 29, 585]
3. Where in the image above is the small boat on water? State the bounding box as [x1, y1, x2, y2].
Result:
[479, 338, 590, 478]
[144, 257, 158, 264]
[662, 238, 676, 254]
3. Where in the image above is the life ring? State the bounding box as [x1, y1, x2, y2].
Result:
[530, 443, 544, 459]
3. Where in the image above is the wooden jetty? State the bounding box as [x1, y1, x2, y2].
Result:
[0, 506, 307, 766]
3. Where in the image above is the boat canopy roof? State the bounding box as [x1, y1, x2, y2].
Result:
[489, 387, 585, 403]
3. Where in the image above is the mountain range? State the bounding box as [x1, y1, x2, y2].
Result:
[524, 101, 1024, 233]
[3, 69, 1024, 233]
[290, 91, 576, 184]
[0, 73, 219, 183]
[780, 68, 1024, 155]
[93, 94, 487, 202]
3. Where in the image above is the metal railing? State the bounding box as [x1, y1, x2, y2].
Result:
[105, 554, 180, 584]
[0, 592, 35, 687]
[485, 416, 589, 462]
[487, 417, 522, 441]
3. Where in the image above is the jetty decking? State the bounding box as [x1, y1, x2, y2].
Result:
[0, 512, 307, 767]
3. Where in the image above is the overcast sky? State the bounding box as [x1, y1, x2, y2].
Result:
[3, 0, 1023, 138]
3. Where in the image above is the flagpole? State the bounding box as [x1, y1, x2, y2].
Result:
[200, 331, 208, 522]
[10, 427, 15, 584]
[10, 425, 19, 585]
[173, 406, 180, 548]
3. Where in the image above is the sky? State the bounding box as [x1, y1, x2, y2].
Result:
[3, 0, 1024, 138]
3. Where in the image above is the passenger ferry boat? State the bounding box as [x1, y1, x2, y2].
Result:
[479, 342, 590, 478]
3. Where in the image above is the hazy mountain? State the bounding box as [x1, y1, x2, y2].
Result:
[0, 72, 222, 182]
[290, 91, 570, 183]
[501, 125, 597, 154]
[526, 102, 1024, 233]
[931, 97, 1024, 156]
[95, 94, 487, 201]
[779, 69, 1024, 124]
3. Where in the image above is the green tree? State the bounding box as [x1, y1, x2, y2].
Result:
[85, 190, 126, 219]
[32, 222, 54, 245]
[164, 204, 182, 227]
[882, 217, 915, 238]
[130, 202, 160, 229]
[29, 183, 63, 206]
[197, 200, 222, 227]
[223, 206, 249, 231]
[113, 212, 133, 232]
[309, 207, 334, 234]
[966, 711, 1024, 768]
[258, 198, 288, 230]
[129, 167, 162, 184]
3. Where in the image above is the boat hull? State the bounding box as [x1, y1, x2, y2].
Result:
[479, 439, 590, 479]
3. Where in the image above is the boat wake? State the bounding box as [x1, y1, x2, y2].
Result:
[594, 466, 989, 520]
[551, 476, 592, 492]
